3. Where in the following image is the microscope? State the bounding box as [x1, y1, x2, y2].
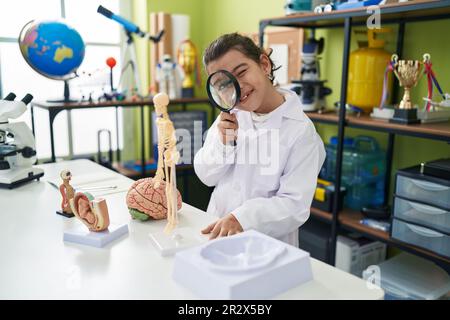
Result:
[292, 35, 332, 112]
[0, 92, 44, 189]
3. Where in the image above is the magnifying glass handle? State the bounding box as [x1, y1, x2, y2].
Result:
[225, 110, 237, 146]
[225, 135, 237, 146]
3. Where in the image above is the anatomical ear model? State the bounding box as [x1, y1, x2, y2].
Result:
[70, 192, 110, 232]
[125, 93, 182, 234]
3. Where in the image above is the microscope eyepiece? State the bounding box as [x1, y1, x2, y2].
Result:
[21, 94, 33, 105]
[4, 93, 16, 101]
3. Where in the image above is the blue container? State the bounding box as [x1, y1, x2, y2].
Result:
[320, 137, 355, 180]
[285, 0, 313, 14]
[323, 136, 386, 210]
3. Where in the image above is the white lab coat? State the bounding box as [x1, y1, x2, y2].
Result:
[194, 88, 326, 246]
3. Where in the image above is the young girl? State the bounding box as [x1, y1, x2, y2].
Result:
[194, 33, 326, 246]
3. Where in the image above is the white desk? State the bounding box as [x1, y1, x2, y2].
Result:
[0, 159, 384, 299]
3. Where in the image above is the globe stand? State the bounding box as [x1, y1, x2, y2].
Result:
[47, 80, 78, 103]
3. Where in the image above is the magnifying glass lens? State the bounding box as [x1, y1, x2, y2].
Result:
[207, 70, 240, 112]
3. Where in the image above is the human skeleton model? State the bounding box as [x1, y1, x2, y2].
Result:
[156, 54, 184, 100]
[153, 93, 180, 234]
[59, 170, 75, 217]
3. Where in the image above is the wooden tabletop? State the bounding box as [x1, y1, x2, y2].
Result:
[307, 111, 450, 140]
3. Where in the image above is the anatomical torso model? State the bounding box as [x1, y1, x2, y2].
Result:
[58, 170, 75, 217]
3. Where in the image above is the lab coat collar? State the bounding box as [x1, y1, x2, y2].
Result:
[249, 88, 304, 130]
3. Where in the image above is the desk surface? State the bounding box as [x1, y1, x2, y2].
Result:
[0, 160, 384, 300]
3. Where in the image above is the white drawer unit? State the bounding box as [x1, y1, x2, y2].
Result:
[395, 174, 450, 210]
[394, 197, 450, 234]
[391, 218, 450, 258]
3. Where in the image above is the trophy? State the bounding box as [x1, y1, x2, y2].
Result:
[177, 39, 199, 98]
[389, 54, 424, 124]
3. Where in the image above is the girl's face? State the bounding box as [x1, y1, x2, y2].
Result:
[206, 49, 272, 112]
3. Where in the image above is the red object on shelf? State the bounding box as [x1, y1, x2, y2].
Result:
[106, 57, 117, 69]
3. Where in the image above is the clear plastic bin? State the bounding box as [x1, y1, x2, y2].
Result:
[396, 175, 450, 210]
[363, 252, 450, 300]
[324, 136, 386, 210]
[391, 218, 450, 258]
[394, 197, 450, 234]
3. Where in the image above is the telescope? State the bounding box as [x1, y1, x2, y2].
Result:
[97, 5, 164, 42]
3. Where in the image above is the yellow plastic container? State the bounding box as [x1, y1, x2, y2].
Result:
[347, 28, 393, 112]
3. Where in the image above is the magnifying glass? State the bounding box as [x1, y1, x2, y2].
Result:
[207, 70, 241, 112]
[206, 70, 241, 145]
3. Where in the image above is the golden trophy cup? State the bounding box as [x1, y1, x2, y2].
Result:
[389, 54, 424, 124]
[177, 39, 198, 98]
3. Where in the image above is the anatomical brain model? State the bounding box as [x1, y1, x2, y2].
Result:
[126, 177, 182, 221]
[126, 92, 182, 233]
[70, 192, 110, 232]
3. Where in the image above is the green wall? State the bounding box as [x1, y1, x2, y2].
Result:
[132, 1, 450, 211]
[136, 0, 450, 178]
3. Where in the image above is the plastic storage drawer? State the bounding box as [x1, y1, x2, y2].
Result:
[393, 197, 450, 234]
[395, 175, 450, 210]
[391, 219, 450, 258]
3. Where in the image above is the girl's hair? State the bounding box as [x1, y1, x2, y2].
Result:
[203, 32, 280, 84]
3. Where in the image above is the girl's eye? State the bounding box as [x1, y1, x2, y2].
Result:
[237, 69, 247, 77]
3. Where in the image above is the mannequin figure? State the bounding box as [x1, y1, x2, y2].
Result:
[156, 54, 184, 99]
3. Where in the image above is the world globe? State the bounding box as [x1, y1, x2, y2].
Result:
[19, 20, 85, 80]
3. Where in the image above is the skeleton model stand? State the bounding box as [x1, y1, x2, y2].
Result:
[153, 93, 180, 234]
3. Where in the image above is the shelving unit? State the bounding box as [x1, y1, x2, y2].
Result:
[112, 162, 194, 180]
[32, 97, 211, 204]
[31, 97, 211, 176]
[259, 0, 450, 268]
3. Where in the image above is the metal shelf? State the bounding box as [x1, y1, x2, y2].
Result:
[310, 207, 333, 222]
[260, 1, 450, 266]
[260, 0, 450, 29]
[307, 111, 450, 142]
[338, 208, 450, 266]
[311, 206, 450, 266]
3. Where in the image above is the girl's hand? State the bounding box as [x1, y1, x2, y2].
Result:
[201, 213, 243, 240]
[217, 112, 238, 145]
